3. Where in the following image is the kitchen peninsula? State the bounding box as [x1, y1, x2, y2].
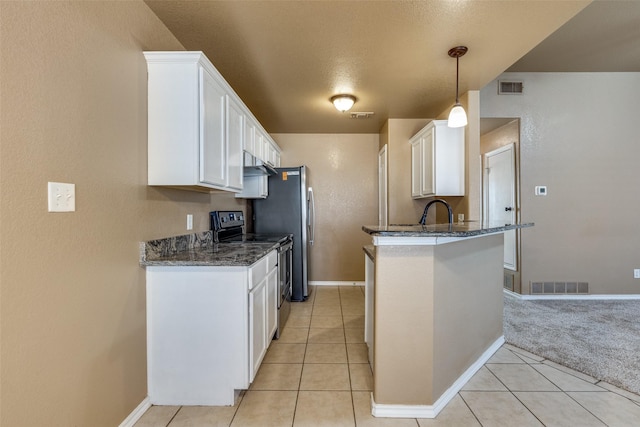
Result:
[362, 222, 533, 418]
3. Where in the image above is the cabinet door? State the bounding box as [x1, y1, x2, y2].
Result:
[411, 140, 422, 198]
[199, 66, 227, 186]
[364, 254, 374, 367]
[421, 131, 435, 197]
[227, 96, 244, 191]
[255, 130, 270, 164]
[254, 131, 264, 162]
[244, 116, 256, 156]
[249, 278, 267, 382]
[266, 142, 277, 167]
[266, 267, 278, 341]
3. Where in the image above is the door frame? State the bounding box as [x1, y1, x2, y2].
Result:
[483, 142, 517, 271]
[378, 145, 388, 226]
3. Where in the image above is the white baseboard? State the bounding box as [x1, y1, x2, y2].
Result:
[119, 397, 151, 427]
[371, 336, 504, 418]
[504, 289, 640, 300]
[309, 281, 364, 287]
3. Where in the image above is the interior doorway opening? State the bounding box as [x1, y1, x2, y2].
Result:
[480, 118, 522, 293]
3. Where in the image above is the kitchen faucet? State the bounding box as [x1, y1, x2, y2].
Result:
[419, 199, 453, 225]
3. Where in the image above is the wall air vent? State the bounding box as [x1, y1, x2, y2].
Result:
[499, 80, 524, 95]
[530, 281, 589, 294]
[350, 112, 375, 119]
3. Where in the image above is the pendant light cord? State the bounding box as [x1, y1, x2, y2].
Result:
[455, 55, 460, 104]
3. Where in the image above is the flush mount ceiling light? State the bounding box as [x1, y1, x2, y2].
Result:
[330, 94, 357, 112]
[447, 46, 468, 128]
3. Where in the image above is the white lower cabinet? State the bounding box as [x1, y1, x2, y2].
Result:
[364, 253, 374, 367]
[249, 276, 267, 382]
[266, 267, 278, 342]
[146, 250, 278, 406]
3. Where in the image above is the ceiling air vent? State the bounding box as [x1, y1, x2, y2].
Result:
[498, 80, 524, 95]
[350, 112, 375, 119]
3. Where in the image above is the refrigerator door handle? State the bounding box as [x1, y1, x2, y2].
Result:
[308, 187, 315, 246]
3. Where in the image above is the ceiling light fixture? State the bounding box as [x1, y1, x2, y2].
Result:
[330, 94, 357, 112]
[447, 46, 468, 128]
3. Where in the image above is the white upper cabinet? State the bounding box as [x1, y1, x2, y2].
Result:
[266, 141, 281, 167]
[199, 65, 228, 187]
[144, 51, 278, 193]
[226, 95, 244, 191]
[409, 120, 465, 198]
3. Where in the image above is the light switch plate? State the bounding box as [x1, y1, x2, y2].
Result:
[48, 182, 75, 212]
[535, 186, 547, 196]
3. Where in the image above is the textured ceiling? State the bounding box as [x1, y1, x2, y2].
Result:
[507, 1, 640, 72]
[145, 1, 598, 133]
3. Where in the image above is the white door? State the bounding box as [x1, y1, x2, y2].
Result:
[378, 145, 388, 226]
[484, 143, 517, 270]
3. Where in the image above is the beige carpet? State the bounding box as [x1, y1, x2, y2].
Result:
[503, 294, 640, 394]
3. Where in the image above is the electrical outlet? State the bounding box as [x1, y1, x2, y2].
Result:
[634, 269, 640, 279]
[187, 214, 193, 230]
[48, 182, 75, 212]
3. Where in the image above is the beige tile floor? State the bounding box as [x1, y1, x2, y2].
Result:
[135, 286, 640, 426]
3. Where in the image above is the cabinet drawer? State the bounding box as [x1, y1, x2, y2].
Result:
[249, 256, 267, 290]
[266, 250, 277, 272]
[249, 250, 278, 290]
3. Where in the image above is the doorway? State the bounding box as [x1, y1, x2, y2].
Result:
[480, 119, 521, 292]
[484, 143, 516, 270]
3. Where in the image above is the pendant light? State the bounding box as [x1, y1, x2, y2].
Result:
[330, 94, 356, 112]
[447, 46, 468, 128]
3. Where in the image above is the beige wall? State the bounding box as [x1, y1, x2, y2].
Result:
[464, 91, 482, 221]
[0, 2, 246, 425]
[272, 134, 379, 282]
[379, 119, 430, 225]
[481, 119, 520, 154]
[380, 91, 482, 227]
[372, 234, 503, 405]
[481, 72, 640, 294]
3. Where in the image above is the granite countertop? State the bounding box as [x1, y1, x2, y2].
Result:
[362, 221, 534, 237]
[140, 231, 284, 267]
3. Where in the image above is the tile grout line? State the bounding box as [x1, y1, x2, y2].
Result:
[340, 287, 359, 427]
[517, 347, 611, 426]
[291, 285, 316, 426]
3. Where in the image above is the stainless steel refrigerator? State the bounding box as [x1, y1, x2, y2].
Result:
[253, 166, 315, 301]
